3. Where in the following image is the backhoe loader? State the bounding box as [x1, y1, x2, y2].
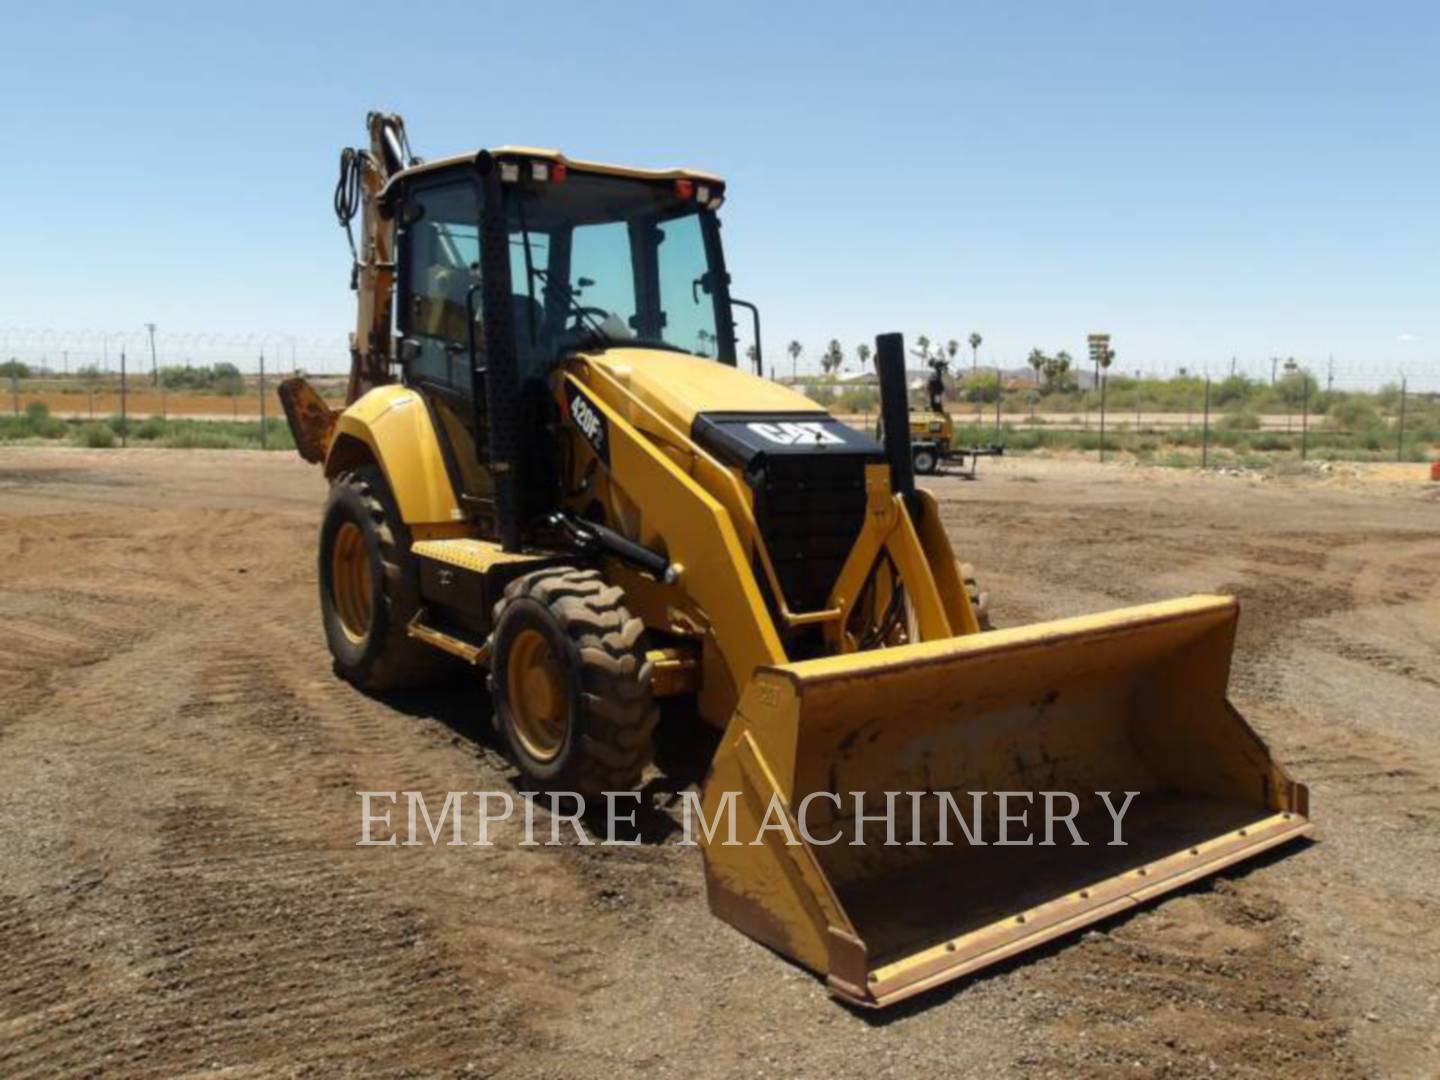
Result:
[281, 113, 1311, 1007]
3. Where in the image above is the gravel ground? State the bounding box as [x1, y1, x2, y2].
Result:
[2, 447, 1437, 1077]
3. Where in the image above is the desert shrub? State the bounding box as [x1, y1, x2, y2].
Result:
[17, 401, 67, 438]
[965, 372, 1001, 403]
[1213, 374, 1255, 407]
[160, 427, 246, 449]
[806, 384, 835, 406]
[836, 387, 878, 412]
[1220, 409, 1261, 431]
[1326, 396, 1382, 432]
[74, 423, 115, 448]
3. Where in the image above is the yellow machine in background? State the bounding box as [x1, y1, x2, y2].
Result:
[281, 113, 1310, 1007]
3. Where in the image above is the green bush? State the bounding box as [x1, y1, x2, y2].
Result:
[1326, 396, 1383, 432]
[836, 387, 878, 413]
[74, 423, 115, 448]
[1220, 409, 1261, 431]
[1214, 374, 1255, 407]
[134, 416, 167, 440]
[965, 372, 1001, 404]
[160, 427, 246, 449]
[806, 384, 836, 406]
[15, 401, 67, 438]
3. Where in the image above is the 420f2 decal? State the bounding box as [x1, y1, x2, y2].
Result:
[565, 382, 610, 465]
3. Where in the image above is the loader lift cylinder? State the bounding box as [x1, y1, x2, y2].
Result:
[876, 332, 917, 509]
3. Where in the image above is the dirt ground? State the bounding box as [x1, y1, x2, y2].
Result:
[3, 447, 1438, 1078]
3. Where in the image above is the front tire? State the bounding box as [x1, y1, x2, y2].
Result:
[490, 568, 657, 795]
[318, 466, 451, 690]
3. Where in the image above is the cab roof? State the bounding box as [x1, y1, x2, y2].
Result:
[390, 145, 725, 188]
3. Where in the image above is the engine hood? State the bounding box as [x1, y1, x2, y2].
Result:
[580, 349, 824, 431]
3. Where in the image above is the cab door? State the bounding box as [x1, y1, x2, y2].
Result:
[395, 178, 495, 526]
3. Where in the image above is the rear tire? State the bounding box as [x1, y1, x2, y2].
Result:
[960, 561, 993, 631]
[913, 447, 940, 475]
[318, 466, 452, 690]
[489, 567, 657, 796]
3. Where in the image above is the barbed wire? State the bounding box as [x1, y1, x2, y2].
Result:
[0, 328, 351, 377]
[2, 327, 1436, 392]
[771, 342, 1439, 393]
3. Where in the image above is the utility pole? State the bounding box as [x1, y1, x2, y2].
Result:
[1230, 356, 1237, 378]
[1283, 357, 1298, 433]
[258, 351, 267, 450]
[1397, 375, 1407, 462]
[1088, 334, 1112, 462]
[1301, 373, 1310, 462]
[146, 322, 159, 386]
[120, 350, 128, 447]
[1271, 356, 1278, 387]
[1202, 376, 1211, 468]
[1135, 368, 1142, 431]
[1327, 355, 1334, 393]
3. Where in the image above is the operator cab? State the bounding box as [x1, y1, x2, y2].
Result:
[386, 148, 743, 541]
[390, 148, 736, 401]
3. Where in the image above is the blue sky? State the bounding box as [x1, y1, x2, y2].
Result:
[2, 0, 1436, 385]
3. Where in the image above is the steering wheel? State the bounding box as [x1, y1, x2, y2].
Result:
[568, 306, 610, 327]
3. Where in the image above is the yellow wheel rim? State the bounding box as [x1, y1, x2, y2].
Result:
[506, 627, 570, 763]
[331, 520, 373, 643]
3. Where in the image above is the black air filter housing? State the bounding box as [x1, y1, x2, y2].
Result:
[692, 412, 885, 614]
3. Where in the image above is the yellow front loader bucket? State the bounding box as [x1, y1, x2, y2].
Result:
[701, 595, 1311, 1007]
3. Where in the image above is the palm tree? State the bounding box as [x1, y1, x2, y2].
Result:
[914, 335, 932, 361]
[822, 339, 844, 376]
[1054, 350, 1073, 391]
[968, 332, 983, 378]
[856, 342, 872, 369]
[786, 340, 803, 381]
[946, 339, 959, 364]
[1028, 348, 1046, 386]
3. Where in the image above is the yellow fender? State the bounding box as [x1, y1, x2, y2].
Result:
[324, 384, 463, 525]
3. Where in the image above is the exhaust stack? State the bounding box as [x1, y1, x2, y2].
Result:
[875, 332, 916, 509]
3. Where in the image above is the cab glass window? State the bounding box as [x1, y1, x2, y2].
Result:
[400, 181, 482, 392]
